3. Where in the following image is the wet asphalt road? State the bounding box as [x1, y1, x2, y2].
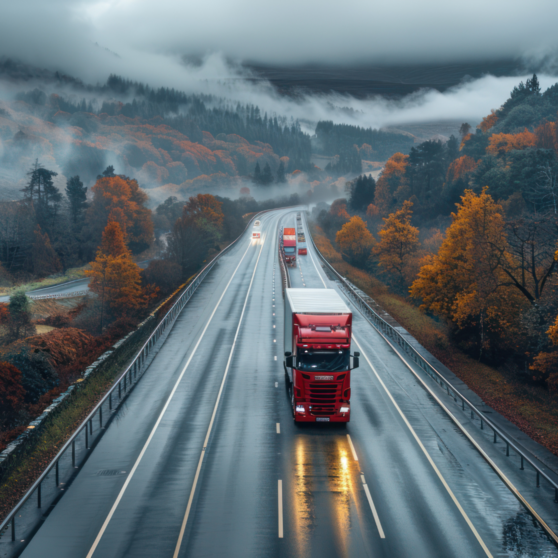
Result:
[20, 209, 558, 558]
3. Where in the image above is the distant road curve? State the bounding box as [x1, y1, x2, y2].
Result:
[0, 260, 151, 303]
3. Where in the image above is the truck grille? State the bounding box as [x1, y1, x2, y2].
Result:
[308, 382, 341, 406]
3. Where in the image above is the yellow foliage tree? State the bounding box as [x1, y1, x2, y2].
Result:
[410, 189, 524, 358]
[375, 153, 409, 215]
[374, 200, 420, 286]
[335, 216, 376, 266]
[486, 130, 537, 156]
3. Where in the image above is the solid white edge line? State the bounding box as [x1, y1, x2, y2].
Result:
[359, 325, 558, 546]
[86, 237, 256, 558]
[278, 479, 284, 538]
[172, 225, 269, 558]
[276, 423, 281, 434]
[346, 434, 359, 461]
[352, 335, 493, 558]
[360, 474, 385, 539]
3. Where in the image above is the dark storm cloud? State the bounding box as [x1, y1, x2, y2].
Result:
[0, 0, 557, 131]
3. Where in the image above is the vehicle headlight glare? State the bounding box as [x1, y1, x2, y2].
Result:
[295, 405, 305, 413]
[340, 406, 350, 413]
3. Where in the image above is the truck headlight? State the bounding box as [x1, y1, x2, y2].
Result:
[295, 405, 305, 413]
[340, 406, 350, 413]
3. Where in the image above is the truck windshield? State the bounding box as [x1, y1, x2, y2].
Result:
[297, 349, 350, 372]
[284, 247, 295, 254]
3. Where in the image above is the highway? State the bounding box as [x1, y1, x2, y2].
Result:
[19, 208, 558, 557]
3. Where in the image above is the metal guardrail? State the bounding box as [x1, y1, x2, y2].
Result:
[304, 213, 558, 531]
[0, 209, 272, 556]
[29, 290, 89, 300]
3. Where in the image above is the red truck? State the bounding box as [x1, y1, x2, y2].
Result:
[282, 227, 297, 266]
[284, 288, 359, 422]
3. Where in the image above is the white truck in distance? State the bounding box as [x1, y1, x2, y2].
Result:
[252, 220, 261, 239]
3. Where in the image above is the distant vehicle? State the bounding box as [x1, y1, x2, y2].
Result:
[252, 220, 261, 239]
[282, 224, 297, 266]
[297, 233, 307, 255]
[284, 288, 359, 423]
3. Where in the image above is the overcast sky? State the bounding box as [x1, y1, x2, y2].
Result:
[1, 0, 558, 129]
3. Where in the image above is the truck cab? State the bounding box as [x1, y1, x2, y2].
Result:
[284, 288, 359, 422]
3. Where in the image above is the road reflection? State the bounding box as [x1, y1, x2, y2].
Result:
[290, 431, 362, 558]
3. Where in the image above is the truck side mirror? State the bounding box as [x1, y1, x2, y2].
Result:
[352, 353, 360, 370]
[285, 355, 294, 368]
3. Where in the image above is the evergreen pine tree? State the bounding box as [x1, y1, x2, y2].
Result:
[253, 162, 262, 185]
[276, 161, 287, 183]
[262, 162, 274, 185]
[66, 175, 88, 225]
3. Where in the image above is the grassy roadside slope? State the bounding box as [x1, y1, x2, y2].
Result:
[310, 222, 558, 457]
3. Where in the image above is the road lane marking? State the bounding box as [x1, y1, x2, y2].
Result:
[347, 434, 359, 461]
[278, 480, 284, 538]
[302, 214, 327, 288]
[85, 237, 257, 558]
[352, 335, 493, 558]
[274, 356, 277, 360]
[276, 423, 280, 434]
[360, 474, 385, 538]
[359, 324, 558, 547]
[173, 226, 269, 558]
[275, 382, 278, 388]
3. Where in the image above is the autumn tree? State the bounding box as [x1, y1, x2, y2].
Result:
[374, 153, 409, 215]
[86, 221, 147, 332]
[0, 362, 26, 430]
[317, 199, 350, 240]
[32, 225, 61, 277]
[84, 175, 153, 256]
[487, 130, 537, 156]
[335, 216, 376, 266]
[478, 110, 498, 133]
[374, 201, 420, 287]
[410, 189, 524, 360]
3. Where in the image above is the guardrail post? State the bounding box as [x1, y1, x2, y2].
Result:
[118, 381, 121, 399]
[109, 392, 112, 411]
[124, 373, 127, 392]
[85, 425, 89, 450]
[480, 418, 483, 430]
[89, 419, 92, 435]
[554, 488, 558, 503]
[55, 460, 59, 486]
[506, 442, 509, 457]
[37, 482, 41, 508]
[520, 456, 524, 470]
[99, 407, 103, 429]
[11, 517, 15, 542]
[72, 440, 76, 467]
[493, 431, 497, 443]
[471, 410, 474, 420]
[461, 398, 465, 410]
[537, 471, 540, 488]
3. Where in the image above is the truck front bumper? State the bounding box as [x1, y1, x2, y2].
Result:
[294, 403, 350, 423]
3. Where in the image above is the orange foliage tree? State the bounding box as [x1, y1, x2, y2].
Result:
[410, 189, 524, 358]
[446, 155, 478, 182]
[329, 199, 350, 220]
[374, 153, 409, 215]
[335, 216, 376, 266]
[478, 110, 498, 133]
[86, 221, 150, 332]
[374, 200, 420, 286]
[486, 129, 537, 156]
[85, 175, 153, 254]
